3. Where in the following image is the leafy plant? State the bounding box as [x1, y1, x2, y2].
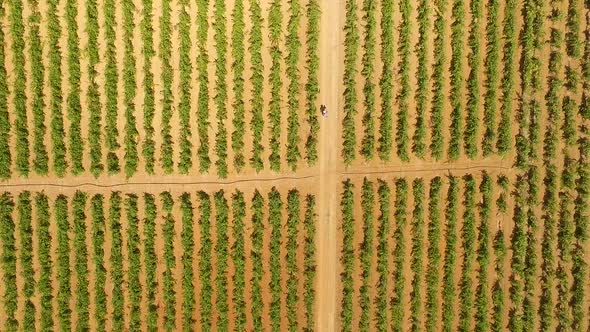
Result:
[411, 0, 429, 158]
[409, 179, 424, 331]
[0, 193, 16, 331]
[28, 0, 48, 175]
[197, 191, 211, 330]
[375, 180, 390, 330]
[429, 0, 447, 159]
[214, 0, 228, 177]
[458, 176, 477, 330]
[72, 192, 89, 330]
[126, 194, 141, 329]
[463, 0, 482, 158]
[250, 190, 264, 330]
[108, 192, 124, 330]
[177, 1, 193, 174]
[268, 0, 283, 172]
[482, 0, 500, 156]
[285, 0, 302, 170]
[36, 193, 53, 330]
[0, 6, 10, 179]
[342, 0, 359, 165]
[215, 191, 229, 329]
[442, 177, 459, 331]
[160, 192, 176, 331]
[143, 194, 158, 330]
[91, 194, 107, 331]
[286, 190, 300, 331]
[231, 191, 246, 331]
[249, 0, 264, 172]
[122, 0, 138, 177]
[340, 179, 354, 331]
[231, 0, 246, 171]
[66, 0, 84, 174]
[159, 0, 173, 173]
[396, 0, 411, 161]
[303, 195, 317, 331]
[391, 179, 408, 330]
[425, 177, 442, 332]
[196, 0, 211, 172]
[180, 193, 195, 328]
[87, 0, 103, 176]
[55, 195, 71, 331]
[268, 188, 283, 330]
[140, 0, 155, 174]
[360, 0, 376, 161]
[359, 178, 374, 331]
[448, 0, 465, 161]
[304, 0, 320, 164]
[104, 0, 120, 173]
[18, 192, 35, 330]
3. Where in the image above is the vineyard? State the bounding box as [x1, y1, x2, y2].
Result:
[0, 0, 589, 330]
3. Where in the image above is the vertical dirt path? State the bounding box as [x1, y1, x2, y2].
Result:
[317, 0, 342, 330]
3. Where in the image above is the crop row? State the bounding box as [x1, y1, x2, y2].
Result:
[339, 173, 589, 330]
[0, 189, 316, 330]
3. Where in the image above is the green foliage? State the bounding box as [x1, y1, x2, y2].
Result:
[197, 191, 211, 330]
[375, 181, 390, 330]
[482, 0, 500, 156]
[565, 0, 581, 57]
[18, 192, 35, 330]
[448, 0, 465, 161]
[160, 192, 176, 331]
[66, 0, 84, 174]
[286, 190, 300, 331]
[231, 0, 246, 171]
[425, 177, 443, 332]
[286, 0, 302, 170]
[458, 176, 476, 331]
[104, 0, 120, 173]
[9, 0, 30, 176]
[360, 0, 376, 161]
[0, 193, 16, 331]
[396, 0, 411, 161]
[214, 0, 228, 177]
[36, 193, 53, 330]
[122, 0, 138, 177]
[0, 8, 11, 179]
[340, 180, 354, 331]
[250, 190, 264, 331]
[269, 188, 283, 330]
[342, 0, 359, 165]
[378, 0, 393, 160]
[303, 195, 316, 331]
[197, 0, 211, 172]
[463, 0, 482, 158]
[359, 179, 374, 331]
[159, 0, 173, 173]
[392, 179, 408, 330]
[231, 191, 246, 331]
[143, 194, 158, 331]
[409, 179, 424, 332]
[214, 191, 229, 329]
[304, 0, 320, 164]
[141, 0, 155, 174]
[126, 195, 141, 329]
[73, 192, 89, 331]
[108, 192, 124, 330]
[177, 1, 193, 174]
[268, 0, 283, 172]
[91, 194, 106, 331]
[430, 0, 447, 159]
[475, 174, 492, 331]
[442, 177, 459, 331]
[509, 178, 528, 332]
[411, 0, 429, 158]
[28, 0, 48, 175]
[496, 0, 517, 154]
[249, 0, 264, 172]
[55, 195, 71, 331]
[180, 193, 195, 328]
[86, 0, 103, 176]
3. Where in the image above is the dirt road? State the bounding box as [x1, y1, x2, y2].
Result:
[317, 0, 343, 330]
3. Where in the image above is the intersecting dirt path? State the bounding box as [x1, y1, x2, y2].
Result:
[317, 0, 343, 330]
